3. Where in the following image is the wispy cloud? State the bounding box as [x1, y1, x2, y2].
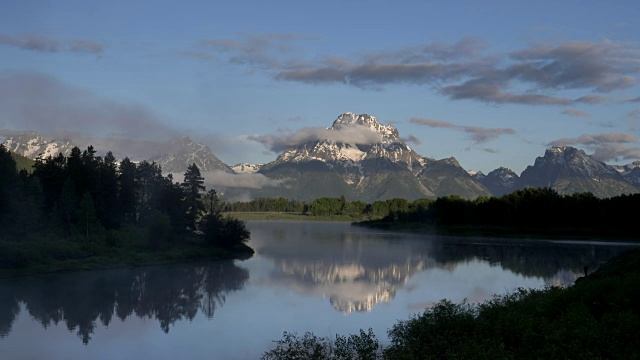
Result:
[629, 108, 640, 119]
[200, 171, 287, 189]
[548, 133, 637, 147]
[561, 109, 592, 118]
[0, 34, 103, 55]
[623, 96, 640, 103]
[287, 116, 307, 123]
[411, 117, 516, 144]
[575, 95, 607, 104]
[547, 132, 640, 161]
[199, 33, 313, 70]
[402, 135, 422, 145]
[0, 72, 178, 157]
[175, 51, 214, 61]
[248, 125, 385, 153]
[206, 36, 640, 106]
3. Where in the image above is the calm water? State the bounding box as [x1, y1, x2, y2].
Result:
[1, 221, 637, 359]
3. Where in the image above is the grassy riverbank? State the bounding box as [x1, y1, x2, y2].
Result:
[355, 219, 640, 241]
[0, 228, 254, 278]
[228, 212, 364, 222]
[263, 248, 640, 359]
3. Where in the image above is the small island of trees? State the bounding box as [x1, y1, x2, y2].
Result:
[0, 144, 252, 276]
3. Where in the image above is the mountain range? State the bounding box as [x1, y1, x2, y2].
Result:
[3, 112, 640, 200]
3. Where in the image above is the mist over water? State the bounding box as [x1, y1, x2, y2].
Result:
[0, 221, 635, 359]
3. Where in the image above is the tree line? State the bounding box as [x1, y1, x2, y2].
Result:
[0, 144, 250, 267]
[226, 195, 431, 219]
[227, 187, 640, 235]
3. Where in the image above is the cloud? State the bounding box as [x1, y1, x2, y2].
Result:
[410, 118, 456, 128]
[0, 72, 179, 156]
[248, 125, 385, 153]
[411, 117, 516, 144]
[211, 35, 640, 106]
[561, 109, 592, 118]
[509, 40, 639, 92]
[629, 108, 640, 119]
[199, 170, 287, 189]
[200, 33, 313, 70]
[575, 95, 607, 104]
[623, 96, 640, 103]
[0, 34, 103, 55]
[287, 116, 306, 123]
[548, 133, 637, 147]
[402, 135, 422, 145]
[590, 144, 640, 162]
[175, 51, 214, 61]
[547, 132, 640, 161]
[441, 81, 572, 105]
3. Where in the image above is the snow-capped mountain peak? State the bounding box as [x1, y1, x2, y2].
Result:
[232, 163, 263, 174]
[2, 132, 75, 159]
[331, 112, 400, 142]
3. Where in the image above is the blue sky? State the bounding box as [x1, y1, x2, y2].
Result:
[1, 0, 639, 173]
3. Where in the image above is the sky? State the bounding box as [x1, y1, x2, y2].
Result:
[1, 0, 640, 173]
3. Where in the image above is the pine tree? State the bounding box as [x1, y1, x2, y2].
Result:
[181, 163, 205, 230]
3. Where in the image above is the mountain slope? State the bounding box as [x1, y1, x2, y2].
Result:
[518, 146, 637, 198]
[480, 167, 519, 196]
[149, 136, 233, 173]
[257, 113, 435, 201]
[417, 157, 492, 199]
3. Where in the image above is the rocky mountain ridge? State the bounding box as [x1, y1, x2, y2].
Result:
[4, 115, 640, 200]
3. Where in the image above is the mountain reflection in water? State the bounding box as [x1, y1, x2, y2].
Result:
[250, 221, 631, 313]
[0, 221, 636, 354]
[0, 261, 248, 344]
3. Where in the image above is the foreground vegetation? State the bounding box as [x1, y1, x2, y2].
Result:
[263, 249, 640, 359]
[0, 145, 252, 276]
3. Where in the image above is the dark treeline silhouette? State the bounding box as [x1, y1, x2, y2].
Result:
[0, 144, 251, 270]
[0, 261, 248, 344]
[379, 187, 640, 236]
[225, 197, 306, 213]
[227, 195, 431, 219]
[228, 188, 639, 236]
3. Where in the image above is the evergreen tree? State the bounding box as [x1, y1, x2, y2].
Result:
[181, 164, 205, 230]
[118, 157, 137, 225]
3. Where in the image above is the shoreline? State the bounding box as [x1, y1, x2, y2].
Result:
[354, 219, 640, 242]
[0, 242, 254, 279]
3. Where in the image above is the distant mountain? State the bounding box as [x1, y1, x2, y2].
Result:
[479, 167, 519, 196]
[254, 113, 447, 201]
[5, 122, 640, 201]
[2, 131, 75, 159]
[148, 136, 233, 174]
[613, 161, 640, 188]
[518, 146, 637, 198]
[417, 157, 492, 198]
[232, 163, 263, 174]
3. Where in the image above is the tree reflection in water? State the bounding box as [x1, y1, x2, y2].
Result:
[0, 261, 248, 344]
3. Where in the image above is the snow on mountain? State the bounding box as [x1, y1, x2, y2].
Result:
[272, 113, 423, 171]
[518, 146, 637, 198]
[2, 132, 75, 159]
[467, 170, 484, 178]
[613, 161, 640, 176]
[149, 136, 233, 173]
[479, 167, 519, 196]
[232, 163, 263, 174]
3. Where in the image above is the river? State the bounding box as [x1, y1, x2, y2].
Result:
[0, 220, 637, 359]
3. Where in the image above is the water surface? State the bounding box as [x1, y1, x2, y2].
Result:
[1, 221, 636, 359]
